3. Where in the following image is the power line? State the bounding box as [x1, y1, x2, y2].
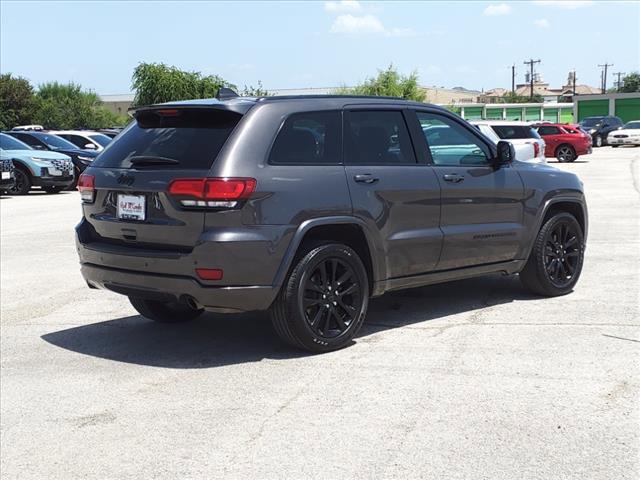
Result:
[523, 59, 541, 100]
[598, 63, 613, 93]
[613, 71, 626, 92]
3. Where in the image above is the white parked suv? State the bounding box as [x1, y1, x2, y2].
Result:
[607, 120, 640, 147]
[471, 121, 546, 163]
[48, 130, 112, 152]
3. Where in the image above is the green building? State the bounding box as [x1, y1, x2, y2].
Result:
[573, 93, 640, 123]
[451, 103, 575, 123]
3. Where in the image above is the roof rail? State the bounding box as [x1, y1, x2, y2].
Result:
[256, 94, 406, 102]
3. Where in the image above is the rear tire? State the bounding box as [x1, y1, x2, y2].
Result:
[520, 212, 585, 296]
[555, 144, 576, 163]
[270, 243, 369, 353]
[611, 145, 619, 148]
[44, 186, 63, 194]
[8, 168, 31, 195]
[129, 297, 203, 323]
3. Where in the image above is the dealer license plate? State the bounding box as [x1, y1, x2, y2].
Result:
[117, 194, 146, 221]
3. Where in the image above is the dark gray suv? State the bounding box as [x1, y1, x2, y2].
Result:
[76, 94, 587, 352]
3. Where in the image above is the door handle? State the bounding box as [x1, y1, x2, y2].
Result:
[443, 173, 464, 183]
[354, 174, 379, 184]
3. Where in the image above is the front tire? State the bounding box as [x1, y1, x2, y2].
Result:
[594, 135, 603, 147]
[129, 297, 203, 323]
[520, 212, 585, 296]
[8, 169, 31, 195]
[270, 243, 369, 353]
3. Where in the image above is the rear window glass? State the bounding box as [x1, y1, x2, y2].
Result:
[492, 125, 541, 140]
[269, 111, 341, 165]
[92, 108, 242, 169]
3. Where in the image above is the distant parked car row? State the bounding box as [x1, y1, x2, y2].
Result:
[0, 127, 119, 195]
[577, 115, 640, 148]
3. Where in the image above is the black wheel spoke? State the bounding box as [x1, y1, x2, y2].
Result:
[301, 255, 363, 339]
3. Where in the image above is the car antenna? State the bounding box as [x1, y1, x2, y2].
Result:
[216, 88, 239, 100]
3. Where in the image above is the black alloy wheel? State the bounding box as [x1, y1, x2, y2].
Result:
[8, 169, 30, 195]
[301, 257, 362, 339]
[543, 221, 581, 288]
[556, 145, 576, 163]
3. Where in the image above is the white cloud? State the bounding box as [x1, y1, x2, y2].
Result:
[533, 1, 593, 9]
[534, 18, 551, 28]
[324, 1, 362, 13]
[483, 3, 512, 16]
[330, 14, 385, 34]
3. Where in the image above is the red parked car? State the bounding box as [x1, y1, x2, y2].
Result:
[534, 123, 592, 162]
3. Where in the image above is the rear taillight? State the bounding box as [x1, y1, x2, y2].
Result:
[168, 177, 256, 208]
[533, 142, 540, 158]
[78, 173, 95, 203]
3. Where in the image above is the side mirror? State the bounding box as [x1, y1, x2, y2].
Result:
[84, 143, 96, 150]
[495, 140, 515, 166]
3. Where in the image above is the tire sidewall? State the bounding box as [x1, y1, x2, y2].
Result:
[286, 244, 369, 352]
[555, 145, 575, 163]
[10, 169, 30, 195]
[533, 213, 585, 295]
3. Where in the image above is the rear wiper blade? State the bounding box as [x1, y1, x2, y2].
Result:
[129, 156, 179, 166]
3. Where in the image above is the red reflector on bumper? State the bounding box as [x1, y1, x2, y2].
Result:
[195, 268, 224, 281]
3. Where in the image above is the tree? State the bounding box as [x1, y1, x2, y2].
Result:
[335, 65, 426, 102]
[498, 92, 544, 103]
[242, 80, 270, 97]
[33, 82, 124, 129]
[621, 72, 640, 93]
[131, 62, 235, 106]
[0, 73, 36, 130]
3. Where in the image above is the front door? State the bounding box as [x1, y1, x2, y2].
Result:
[343, 108, 442, 279]
[414, 110, 525, 270]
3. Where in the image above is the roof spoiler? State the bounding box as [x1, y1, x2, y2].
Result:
[216, 88, 239, 101]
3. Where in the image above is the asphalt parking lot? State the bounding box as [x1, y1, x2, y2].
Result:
[1, 146, 639, 479]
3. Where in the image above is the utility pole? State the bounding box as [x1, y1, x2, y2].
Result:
[523, 59, 541, 100]
[613, 71, 626, 92]
[572, 70, 577, 96]
[511, 64, 516, 97]
[598, 63, 613, 93]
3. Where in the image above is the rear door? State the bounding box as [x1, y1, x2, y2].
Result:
[536, 125, 563, 157]
[414, 110, 525, 270]
[343, 108, 442, 278]
[83, 107, 242, 249]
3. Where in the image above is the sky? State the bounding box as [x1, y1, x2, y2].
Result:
[1, 0, 639, 95]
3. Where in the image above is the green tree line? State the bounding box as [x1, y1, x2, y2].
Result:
[0, 74, 129, 130]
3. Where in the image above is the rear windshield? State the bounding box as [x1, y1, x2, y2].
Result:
[492, 125, 541, 140]
[91, 108, 242, 169]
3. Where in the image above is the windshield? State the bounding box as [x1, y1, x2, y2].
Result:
[491, 125, 541, 140]
[0, 133, 32, 151]
[88, 134, 112, 147]
[580, 117, 603, 127]
[34, 133, 78, 150]
[623, 121, 640, 129]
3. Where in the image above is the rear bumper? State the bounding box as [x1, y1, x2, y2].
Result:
[80, 262, 278, 312]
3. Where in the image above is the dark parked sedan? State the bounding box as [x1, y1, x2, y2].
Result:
[5, 131, 98, 186]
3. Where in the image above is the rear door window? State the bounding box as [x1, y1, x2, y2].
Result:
[537, 126, 561, 135]
[92, 108, 242, 169]
[492, 125, 541, 140]
[269, 111, 341, 165]
[344, 110, 416, 165]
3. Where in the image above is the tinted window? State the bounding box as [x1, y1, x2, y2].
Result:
[418, 113, 489, 166]
[0, 133, 32, 150]
[537, 126, 561, 135]
[492, 125, 541, 140]
[92, 108, 242, 169]
[562, 127, 578, 134]
[624, 121, 640, 129]
[345, 110, 415, 164]
[580, 117, 603, 127]
[88, 134, 112, 147]
[609, 117, 623, 126]
[269, 111, 341, 165]
[60, 135, 87, 149]
[34, 133, 77, 150]
[10, 133, 43, 147]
